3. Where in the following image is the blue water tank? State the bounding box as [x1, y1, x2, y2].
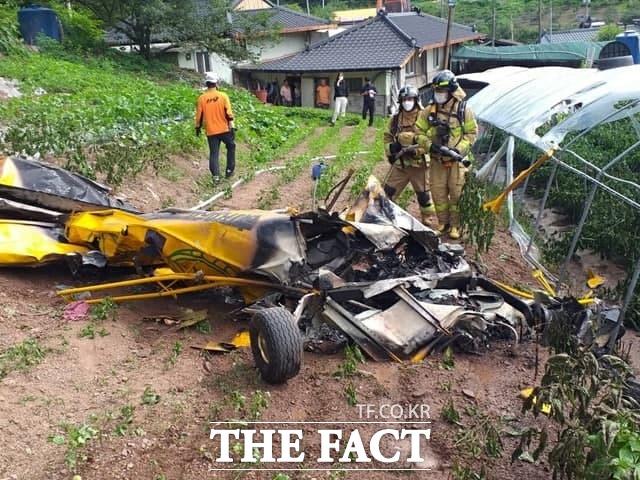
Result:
[615, 30, 640, 64]
[17, 4, 62, 45]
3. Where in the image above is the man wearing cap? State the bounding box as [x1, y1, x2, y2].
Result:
[195, 71, 236, 183]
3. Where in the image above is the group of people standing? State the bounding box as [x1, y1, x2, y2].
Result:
[316, 73, 377, 127]
[383, 70, 477, 239]
[194, 69, 477, 240]
[278, 79, 301, 107]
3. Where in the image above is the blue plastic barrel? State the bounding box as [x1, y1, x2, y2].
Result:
[17, 4, 62, 45]
[615, 30, 640, 64]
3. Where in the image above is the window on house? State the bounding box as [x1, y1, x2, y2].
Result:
[195, 51, 210, 73]
[433, 48, 440, 68]
[345, 77, 361, 94]
[405, 56, 415, 75]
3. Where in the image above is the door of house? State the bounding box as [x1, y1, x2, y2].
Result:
[195, 52, 210, 73]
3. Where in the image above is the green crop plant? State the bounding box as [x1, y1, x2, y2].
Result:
[0, 48, 323, 192]
[349, 126, 385, 196]
[256, 124, 336, 209]
[114, 405, 135, 436]
[91, 297, 117, 322]
[334, 344, 365, 378]
[442, 398, 461, 425]
[0, 338, 47, 379]
[165, 341, 183, 368]
[316, 122, 368, 200]
[248, 390, 270, 420]
[345, 381, 358, 407]
[49, 422, 98, 468]
[515, 349, 640, 479]
[459, 173, 497, 255]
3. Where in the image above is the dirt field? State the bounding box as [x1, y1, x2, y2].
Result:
[1, 123, 639, 480]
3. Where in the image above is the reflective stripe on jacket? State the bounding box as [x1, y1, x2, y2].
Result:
[415, 87, 477, 161]
[383, 107, 427, 167]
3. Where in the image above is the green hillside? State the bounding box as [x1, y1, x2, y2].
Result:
[414, 0, 640, 43]
[293, 0, 640, 43]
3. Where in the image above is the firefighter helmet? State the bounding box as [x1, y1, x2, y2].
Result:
[398, 85, 419, 102]
[432, 70, 459, 92]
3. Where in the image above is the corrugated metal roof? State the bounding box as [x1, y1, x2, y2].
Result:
[453, 41, 608, 62]
[236, 11, 483, 73]
[540, 27, 601, 44]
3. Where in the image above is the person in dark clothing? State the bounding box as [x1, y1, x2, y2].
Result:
[361, 77, 377, 126]
[195, 71, 235, 184]
[330, 72, 348, 126]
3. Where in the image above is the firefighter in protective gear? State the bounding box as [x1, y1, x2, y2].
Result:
[415, 70, 477, 239]
[383, 85, 435, 225]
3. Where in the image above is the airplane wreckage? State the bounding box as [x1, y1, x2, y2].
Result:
[0, 155, 624, 383]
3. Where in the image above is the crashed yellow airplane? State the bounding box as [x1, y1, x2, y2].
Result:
[0, 155, 623, 384]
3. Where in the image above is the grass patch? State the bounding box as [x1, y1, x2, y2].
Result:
[0, 338, 47, 380]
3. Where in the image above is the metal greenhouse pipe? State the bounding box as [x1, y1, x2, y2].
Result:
[552, 155, 640, 210]
[607, 255, 640, 352]
[526, 161, 559, 256]
[558, 139, 640, 287]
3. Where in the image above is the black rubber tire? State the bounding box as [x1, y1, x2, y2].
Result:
[249, 307, 303, 384]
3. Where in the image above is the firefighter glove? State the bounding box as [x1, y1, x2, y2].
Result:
[389, 142, 402, 155]
[397, 131, 415, 146]
[435, 124, 450, 137]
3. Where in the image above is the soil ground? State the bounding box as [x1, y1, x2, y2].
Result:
[1, 121, 639, 480]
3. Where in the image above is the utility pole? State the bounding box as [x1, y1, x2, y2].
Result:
[510, 14, 514, 41]
[492, 0, 496, 46]
[584, 0, 590, 20]
[538, 0, 542, 42]
[443, 0, 456, 70]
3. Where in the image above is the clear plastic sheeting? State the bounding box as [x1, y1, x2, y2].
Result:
[463, 65, 640, 325]
[462, 65, 640, 149]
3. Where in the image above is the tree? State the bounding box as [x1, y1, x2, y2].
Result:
[172, 0, 280, 63]
[72, 0, 279, 61]
[595, 24, 623, 41]
[73, 0, 182, 58]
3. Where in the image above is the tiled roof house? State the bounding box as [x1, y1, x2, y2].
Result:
[540, 27, 602, 44]
[105, 0, 333, 82]
[235, 10, 482, 113]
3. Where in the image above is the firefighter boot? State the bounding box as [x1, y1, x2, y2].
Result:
[420, 204, 436, 227]
[421, 212, 435, 227]
[449, 226, 460, 239]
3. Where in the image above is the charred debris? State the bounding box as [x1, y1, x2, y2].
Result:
[0, 155, 626, 365]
